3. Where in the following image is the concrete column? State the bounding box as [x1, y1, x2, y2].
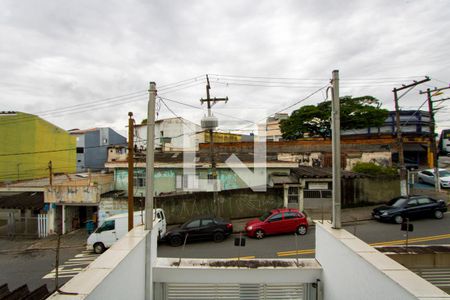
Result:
[48, 204, 55, 234]
[283, 184, 289, 208]
[299, 179, 305, 212]
[62, 204, 66, 234]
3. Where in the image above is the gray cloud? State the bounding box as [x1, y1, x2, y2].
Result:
[1, 0, 449, 135]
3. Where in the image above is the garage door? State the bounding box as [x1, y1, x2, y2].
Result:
[165, 283, 304, 300]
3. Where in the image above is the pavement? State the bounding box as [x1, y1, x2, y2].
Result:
[0, 229, 90, 254]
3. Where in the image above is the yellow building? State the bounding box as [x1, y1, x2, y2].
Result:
[0, 111, 76, 182]
[203, 131, 242, 143]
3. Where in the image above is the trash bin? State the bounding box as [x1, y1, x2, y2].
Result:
[86, 220, 95, 234]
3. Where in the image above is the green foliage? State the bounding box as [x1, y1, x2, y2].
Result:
[352, 162, 397, 176]
[280, 95, 389, 140]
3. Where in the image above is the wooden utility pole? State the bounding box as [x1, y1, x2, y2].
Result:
[420, 86, 450, 192]
[393, 77, 430, 196]
[200, 75, 228, 216]
[48, 161, 53, 186]
[128, 112, 134, 231]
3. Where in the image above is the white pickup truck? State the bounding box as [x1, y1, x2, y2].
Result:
[87, 209, 166, 254]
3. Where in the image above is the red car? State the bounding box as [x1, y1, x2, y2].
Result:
[245, 208, 308, 239]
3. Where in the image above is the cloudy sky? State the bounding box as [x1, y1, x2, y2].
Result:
[1, 0, 449, 137]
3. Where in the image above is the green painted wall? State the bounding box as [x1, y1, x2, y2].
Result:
[114, 167, 289, 196]
[0, 112, 76, 182]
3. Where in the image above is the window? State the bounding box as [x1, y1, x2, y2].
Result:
[269, 213, 282, 222]
[422, 171, 433, 176]
[407, 199, 418, 207]
[184, 219, 200, 229]
[201, 219, 214, 226]
[134, 174, 146, 187]
[288, 186, 299, 204]
[76, 147, 84, 154]
[417, 198, 433, 205]
[176, 174, 199, 189]
[96, 220, 115, 233]
[284, 212, 299, 219]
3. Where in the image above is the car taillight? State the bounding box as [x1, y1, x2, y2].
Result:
[226, 223, 233, 229]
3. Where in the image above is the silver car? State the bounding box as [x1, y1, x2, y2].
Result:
[418, 168, 450, 188]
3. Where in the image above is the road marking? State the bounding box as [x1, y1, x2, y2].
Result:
[228, 256, 256, 260]
[277, 233, 450, 257]
[42, 251, 99, 279]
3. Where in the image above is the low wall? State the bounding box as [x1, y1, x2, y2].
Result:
[156, 188, 283, 224]
[48, 225, 157, 300]
[357, 176, 400, 203]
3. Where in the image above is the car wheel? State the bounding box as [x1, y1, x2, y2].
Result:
[213, 231, 225, 243]
[394, 215, 403, 224]
[255, 229, 265, 239]
[434, 210, 444, 219]
[93, 242, 105, 254]
[170, 235, 183, 247]
[297, 225, 307, 235]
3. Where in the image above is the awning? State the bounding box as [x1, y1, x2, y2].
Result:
[0, 192, 44, 210]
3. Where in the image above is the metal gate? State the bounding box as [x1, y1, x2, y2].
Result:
[165, 283, 304, 300]
[0, 212, 41, 238]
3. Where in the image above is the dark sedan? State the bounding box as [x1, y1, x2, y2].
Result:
[163, 217, 233, 247]
[372, 195, 448, 224]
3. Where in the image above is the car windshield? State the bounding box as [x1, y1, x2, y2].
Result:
[439, 170, 450, 177]
[259, 211, 272, 221]
[387, 197, 407, 207]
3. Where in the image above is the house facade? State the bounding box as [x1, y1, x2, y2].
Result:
[135, 117, 242, 152]
[0, 111, 76, 182]
[69, 127, 126, 172]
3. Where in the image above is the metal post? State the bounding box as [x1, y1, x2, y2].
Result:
[331, 70, 341, 229]
[145, 82, 156, 230]
[128, 112, 134, 231]
[145, 82, 156, 300]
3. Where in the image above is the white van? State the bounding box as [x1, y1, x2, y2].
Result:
[87, 209, 166, 254]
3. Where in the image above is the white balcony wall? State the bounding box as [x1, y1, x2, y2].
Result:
[315, 222, 450, 300]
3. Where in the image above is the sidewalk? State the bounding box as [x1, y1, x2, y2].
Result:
[0, 229, 89, 253]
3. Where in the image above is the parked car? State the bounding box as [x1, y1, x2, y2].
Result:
[163, 217, 233, 247]
[372, 195, 448, 224]
[418, 168, 450, 188]
[87, 209, 167, 254]
[245, 208, 308, 239]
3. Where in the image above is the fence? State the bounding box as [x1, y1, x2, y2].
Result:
[0, 212, 48, 238]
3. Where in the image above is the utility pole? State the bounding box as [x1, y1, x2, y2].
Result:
[48, 161, 53, 187]
[393, 77, 430, 196]
[200, 75, 228, 217]
[420, 86, 450, 192]
[128, 112, 134, 232]
[145, 82, 157, 300]
[331, 70, 341, 229]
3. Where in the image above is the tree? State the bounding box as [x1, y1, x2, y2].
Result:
[279, 95, 388, 140]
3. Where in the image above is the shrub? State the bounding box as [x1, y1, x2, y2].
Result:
[352, 162, 397, 176]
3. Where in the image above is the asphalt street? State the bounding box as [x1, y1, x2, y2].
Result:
[158, 214, 450, 259]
